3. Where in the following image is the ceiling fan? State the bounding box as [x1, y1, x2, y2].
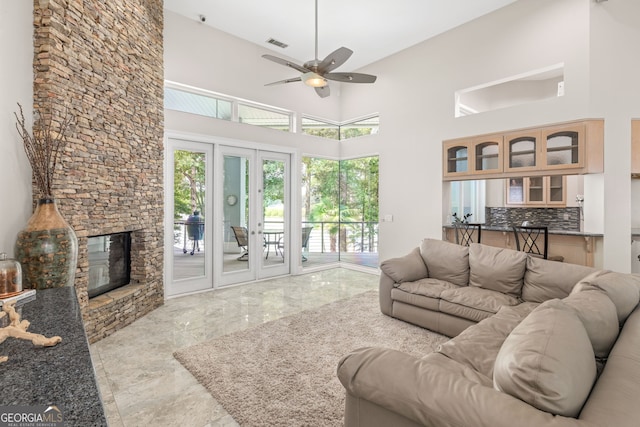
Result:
[262, 0, 377, 98]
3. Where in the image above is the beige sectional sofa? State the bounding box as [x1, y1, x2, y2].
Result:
[337, 239, 640, 427]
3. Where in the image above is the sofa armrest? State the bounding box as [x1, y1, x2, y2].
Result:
[337, 347, 593, 427]
[379, 272, 394, 315]
[379, 247, 428, 283]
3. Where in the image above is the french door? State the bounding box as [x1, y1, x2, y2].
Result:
[218, 147, 290, 286]
[166, 138, 291, 296]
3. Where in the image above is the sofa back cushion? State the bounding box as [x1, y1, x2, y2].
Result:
[572, 270, 640, 325]
[563, 289, 619, 359]
[493, 299, 596, 418]
[419, 239, 469, 287]
[522, 257, 597, 303]
[380, 247, 428, 283]
[469, 244, 527, 296]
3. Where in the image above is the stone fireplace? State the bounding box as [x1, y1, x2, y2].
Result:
[32, 0, 165, 343]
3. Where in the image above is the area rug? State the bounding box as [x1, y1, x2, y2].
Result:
[173, 290, 448, 427]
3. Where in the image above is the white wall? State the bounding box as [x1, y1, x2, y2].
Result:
[588, 0, 640, 272]
[0, 1, 33, 257]
[340, 0, 593, 261]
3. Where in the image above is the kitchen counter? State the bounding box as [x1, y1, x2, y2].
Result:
[443, 224, 603, 237]
[442, 224, 603, 267]
[0, 286, 107, 426]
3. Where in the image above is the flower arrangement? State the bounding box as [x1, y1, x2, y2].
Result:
[14, 103, 74, 199]
[452, 212, 473, 224]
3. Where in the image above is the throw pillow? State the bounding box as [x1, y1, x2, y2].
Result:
[380, 247, 428, 283]
[494, 299, 596, 418]
[469, 243, 527, 296]
[419, 238, 469, 287]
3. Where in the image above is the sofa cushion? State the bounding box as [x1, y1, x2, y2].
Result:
[469, 244, 527, 296]
[493, 299, 596, 418]
[439, 287, 520, 323]
[420, 239, 469, 287]
[563, 289, 619, 359]
[522, 256, 596, 303]
[396, 278, 459, 299]
[437, 303, 537, 379]
[380, 247, 428, 283]
[572, 270, 640, 324]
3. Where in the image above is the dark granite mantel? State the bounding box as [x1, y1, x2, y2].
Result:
[0, 287, 107, 426]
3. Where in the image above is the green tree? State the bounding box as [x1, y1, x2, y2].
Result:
[174, 150, 205, 218]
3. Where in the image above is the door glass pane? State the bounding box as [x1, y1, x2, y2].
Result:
[173, 150, 206, 280]
[447, 146, 468, 173]
[528, 177, 544, 202]
[263, 159, 286, 265]
[223, 155, 250, 273]
[508, 177, 524, 204]
[509, 137, 536, 168]
[548, 176, 564, 202]
[546, 131, 579, 165]
[475, 142, 499, 171]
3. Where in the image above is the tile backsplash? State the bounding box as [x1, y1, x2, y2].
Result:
[486, 207, 581, 231]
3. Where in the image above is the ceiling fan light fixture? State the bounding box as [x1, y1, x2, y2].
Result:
[302, 72, 328, 88]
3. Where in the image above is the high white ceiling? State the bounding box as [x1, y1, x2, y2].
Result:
[164, 0, 519, 71]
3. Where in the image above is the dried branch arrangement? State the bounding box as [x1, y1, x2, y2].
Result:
[14, 103, 74, 199]
[0, 301, 62, 363]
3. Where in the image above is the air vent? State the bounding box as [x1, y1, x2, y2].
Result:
[266, 38, 288, 49]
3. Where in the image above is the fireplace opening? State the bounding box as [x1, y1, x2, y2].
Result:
[88, 232, 131, 298]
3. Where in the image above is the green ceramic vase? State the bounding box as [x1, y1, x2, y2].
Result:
[15, 198, 78, 289]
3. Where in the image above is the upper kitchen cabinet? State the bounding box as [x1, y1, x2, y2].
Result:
[504, 130, 539, 173]
[443, 119, 603, 181]
[443, 134, 503, 178]
[632, 119, 640, 177]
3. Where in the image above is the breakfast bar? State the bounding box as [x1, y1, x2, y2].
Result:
[442, 225, 603, 268]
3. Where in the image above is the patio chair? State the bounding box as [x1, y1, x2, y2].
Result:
[277, 226, 314, 261]
[231, 226, 249, 261]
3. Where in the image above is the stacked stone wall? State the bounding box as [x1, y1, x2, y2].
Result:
[32, 0, 164, 343]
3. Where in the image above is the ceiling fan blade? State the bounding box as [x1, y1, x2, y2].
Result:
[317, 47, 353, 74]
[315, 85, 330, 98]
[265, 77, 302, 86]
[262, 54, 309, 74]
[324, 72, 377, 84]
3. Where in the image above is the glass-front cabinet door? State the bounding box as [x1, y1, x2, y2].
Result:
[443, 142, 470, 177]
[473, 134, 503, 175]
[504, 131, 539, 173]
[542, 124, 585, 170]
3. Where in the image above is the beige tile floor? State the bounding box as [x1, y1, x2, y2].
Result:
[90, 268, 379, 426]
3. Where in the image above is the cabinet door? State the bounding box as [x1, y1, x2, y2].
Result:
[527, 176, 545, 204]
[443, 140, 472, 178]
[542, 124, 585, 171]
[632, 120, 640, 176]
[504, 131, 540, 173]
[506, 177, 525, 204]
[473, 135, 503, 175]
[546, 175, 566, 205]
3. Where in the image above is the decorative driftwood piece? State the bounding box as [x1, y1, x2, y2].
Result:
[0, 301, 62, 363]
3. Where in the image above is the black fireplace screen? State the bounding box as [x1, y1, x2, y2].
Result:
[88, 232, 131, 298]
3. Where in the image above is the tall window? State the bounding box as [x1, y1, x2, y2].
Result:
[301, 156, 379, 268]
[450, 180, 486, 223]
